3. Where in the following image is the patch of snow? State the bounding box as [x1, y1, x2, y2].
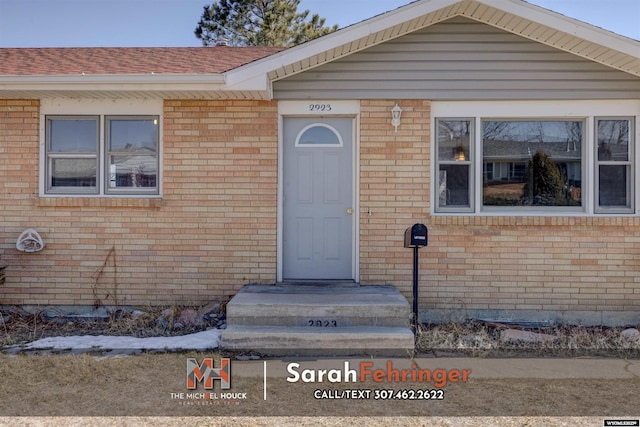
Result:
[18, 329, 221, 352]
[621, 328, 640, 342]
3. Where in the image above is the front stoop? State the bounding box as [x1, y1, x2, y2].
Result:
[220, 284, 415, 356]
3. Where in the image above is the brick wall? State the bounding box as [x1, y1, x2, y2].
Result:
[426, 216, 640, 314]
[359, 100, 431, 294]
[0, 99, 278, 306]
[1, 97, 639, 318]
[0, 99, 42, 305]
[359, 99, 640, 319]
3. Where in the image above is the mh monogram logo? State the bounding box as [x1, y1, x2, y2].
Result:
[186, 358, 231, 390]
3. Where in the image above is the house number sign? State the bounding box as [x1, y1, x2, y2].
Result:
[308, 103, 332, 112]
[307, 319, 338, 327]
[279, 100, 358, 116]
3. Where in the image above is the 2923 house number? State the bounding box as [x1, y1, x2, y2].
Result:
[309, 104, 332, 112]
[307, 319, 338, 327]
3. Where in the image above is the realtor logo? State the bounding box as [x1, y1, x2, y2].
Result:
[186, 358, 231, 390]
[604, 421, 640, 427]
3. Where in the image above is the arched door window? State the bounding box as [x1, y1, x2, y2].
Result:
[295, 123, 343, 147]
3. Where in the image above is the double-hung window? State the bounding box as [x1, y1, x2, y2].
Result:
[436, 118, 474, 212]
[46, 116, 99, 192]
[45, 115, 159, 196]
[433, 101, 637, 215]
[596, 117, 634, 213]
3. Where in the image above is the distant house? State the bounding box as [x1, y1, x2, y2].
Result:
[1, 0, 639, 325]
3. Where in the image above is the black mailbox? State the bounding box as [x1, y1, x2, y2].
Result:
[404, 223, 428, 248]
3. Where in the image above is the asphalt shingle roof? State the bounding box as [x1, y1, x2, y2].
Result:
[0, 47, 285, 76]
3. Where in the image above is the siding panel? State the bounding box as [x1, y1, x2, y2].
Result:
[273, 18, 640, 100]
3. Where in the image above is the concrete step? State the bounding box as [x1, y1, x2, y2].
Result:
[220, 325, 415, 357]
[226, 284, 411, 327]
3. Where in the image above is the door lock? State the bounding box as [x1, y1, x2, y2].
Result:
[346, 208, 353, 215]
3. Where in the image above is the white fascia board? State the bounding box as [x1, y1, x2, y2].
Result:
[224, 73, 271, 93]
[224, 0, 461, 92]
[0, 73, 226, 92]
[478, 0, 640, 56]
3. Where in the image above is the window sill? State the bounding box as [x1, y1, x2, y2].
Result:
[430, 214, 639, 227]
[38, 196, 163, 209]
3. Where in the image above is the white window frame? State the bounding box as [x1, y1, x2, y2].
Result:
[431, 100, 640, 216]
[595, 116, 635, 214]
[45, 115, 100, 195]
[40, 99, 162, 198]
[104, 115, 160, 196]
[434, 117, 475, 213]
[479, 117, 586, 214]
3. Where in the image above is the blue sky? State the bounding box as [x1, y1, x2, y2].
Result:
[0, 0, 638, 48]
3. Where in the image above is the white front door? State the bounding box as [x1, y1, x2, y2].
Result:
[282, 117, 354, 280]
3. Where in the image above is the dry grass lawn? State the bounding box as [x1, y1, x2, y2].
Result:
[0, 416, 616, 427]
[2, 313, 639, 426]
[0, 352, 638, 426]
[417, 322, 640, 358]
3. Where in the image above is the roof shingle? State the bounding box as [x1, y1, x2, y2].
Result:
[0, 47, 285, 76]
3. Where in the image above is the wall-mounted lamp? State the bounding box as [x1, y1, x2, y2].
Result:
[391, 103, 402, 132]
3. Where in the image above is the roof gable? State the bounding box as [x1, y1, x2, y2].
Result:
[0, 0, 638, 100]
[225, 0, 640, 94]
[272, 17, 640, 100]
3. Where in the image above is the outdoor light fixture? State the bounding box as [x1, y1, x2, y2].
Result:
[391, 103, 402, 132]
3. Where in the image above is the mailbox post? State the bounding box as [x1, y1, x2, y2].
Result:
[404, 223, 428, 335]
